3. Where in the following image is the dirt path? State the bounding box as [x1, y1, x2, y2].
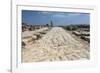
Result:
[22, 27, 89, 62]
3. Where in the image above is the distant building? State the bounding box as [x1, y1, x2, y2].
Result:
[22, 23, 48, 32]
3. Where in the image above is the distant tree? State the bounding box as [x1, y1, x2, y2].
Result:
[72, 25, 78, 30]
[64, 25, 78, 31]
[65, 25, 72, 30]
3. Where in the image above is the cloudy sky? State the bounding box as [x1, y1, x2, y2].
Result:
[22, 10, 90, 26]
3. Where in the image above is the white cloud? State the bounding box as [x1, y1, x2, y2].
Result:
[52, 13, 81, 18]
[52, 13, 67, 18]
[53, 14, 66, 17]
[67, 13, 81, 16]
[39, 12, 52, 15]
[37, 11, 82, 18]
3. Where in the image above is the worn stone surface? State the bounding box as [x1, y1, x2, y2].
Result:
[22, 27, 90, 62]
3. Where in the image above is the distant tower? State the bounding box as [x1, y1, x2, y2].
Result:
[50, 20, 53, 27]
[49, 20, 53, 27]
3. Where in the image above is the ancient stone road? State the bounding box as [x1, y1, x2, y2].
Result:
[22, 27, 89, 62]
